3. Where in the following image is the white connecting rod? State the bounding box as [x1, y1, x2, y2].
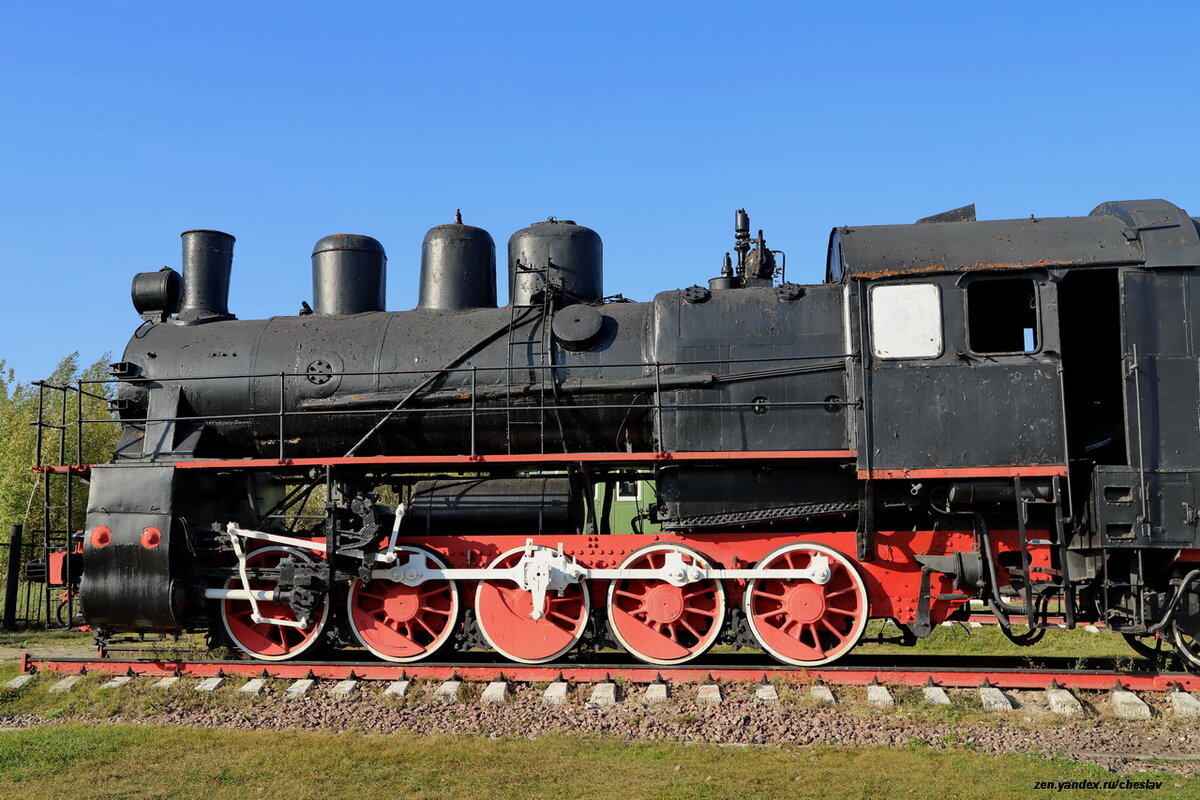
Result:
[204, 588, 278, 602]
[219, 527, 833, 623]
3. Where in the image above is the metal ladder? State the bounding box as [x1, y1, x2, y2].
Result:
[1008, 475, 1074, 628]
[504, 259, 556, 455]
[32, 381, 82, 628]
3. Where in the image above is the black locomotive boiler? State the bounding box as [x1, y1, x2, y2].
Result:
[61, 200, 1200, 668]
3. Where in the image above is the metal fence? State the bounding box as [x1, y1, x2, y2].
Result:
[2, 523, 72, 630]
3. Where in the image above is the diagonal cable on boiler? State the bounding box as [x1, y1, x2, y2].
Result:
[343, 307, 537, 458]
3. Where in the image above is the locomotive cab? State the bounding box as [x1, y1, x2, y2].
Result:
[838, 199, 1200, 659]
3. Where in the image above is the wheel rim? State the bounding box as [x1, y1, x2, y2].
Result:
[1171, 620, 1200, 672]
[1124, 632, 1172, 661]
[474, 546, 590, 664]
[220, 546, 328, 661]
[607, 543, 726, 665]
[347, 546, 459, 663]
[745, 542, 868, 667]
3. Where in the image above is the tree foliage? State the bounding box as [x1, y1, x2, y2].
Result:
[0, 354, 119, 544]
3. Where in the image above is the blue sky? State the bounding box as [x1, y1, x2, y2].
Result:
[2, 1, 1198, 381]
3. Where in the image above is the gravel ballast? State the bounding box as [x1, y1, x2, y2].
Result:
[4, 680, 1200, 776]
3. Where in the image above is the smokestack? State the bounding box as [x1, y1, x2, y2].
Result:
[178, 230, 235, 322]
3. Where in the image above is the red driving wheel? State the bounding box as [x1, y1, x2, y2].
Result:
[220, 546, 328, 661]
[474, 546, 590, 664]
[607, 543, 726, 665]
[347, 546, 459, 663]
[744, 542, 868, 666]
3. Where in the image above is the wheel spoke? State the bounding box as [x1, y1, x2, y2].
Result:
[547, 609, 580, 626]
[419, 585, 449, 600]
[804, 624, 826, 655]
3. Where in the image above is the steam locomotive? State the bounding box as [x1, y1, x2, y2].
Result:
[70, 199, 1200, 669]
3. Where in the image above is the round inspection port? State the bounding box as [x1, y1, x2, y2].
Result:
[89, 526, 112, 549]
[140, 526, 162, 549]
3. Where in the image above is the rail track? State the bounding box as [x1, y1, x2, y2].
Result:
[18, 651, 1200, 694]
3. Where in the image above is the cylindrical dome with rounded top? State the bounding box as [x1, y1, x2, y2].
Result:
[507, 219, 602, 306]
[418, 222, 497, 313]
[311, 234, 386, 315]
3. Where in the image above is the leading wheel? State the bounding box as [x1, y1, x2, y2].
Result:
[607, 543, 726, 665]
[347, 546, 460, 663]
[474, 546, 590, 664]
[744, 542, 869, 667]
[1170, 610, 1200, 673]
[220, 546, 329, 661]
[1124, 632, 1171, 661]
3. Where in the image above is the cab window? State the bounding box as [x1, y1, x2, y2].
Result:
[967, 279, 1038, 354]
[870, 283, 943, 359]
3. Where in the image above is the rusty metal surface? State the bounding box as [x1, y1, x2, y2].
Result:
[832, 213, 1142, 282]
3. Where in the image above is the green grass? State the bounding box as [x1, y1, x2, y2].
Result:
[0, 630, 86, 649]
[0, 666, 275, 720]
[0, 628, 217, 662]
[0, 724, 1193, 800]
[853, 620, 1148, 662]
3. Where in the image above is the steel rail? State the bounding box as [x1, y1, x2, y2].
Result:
[20, 653, 1200, 692]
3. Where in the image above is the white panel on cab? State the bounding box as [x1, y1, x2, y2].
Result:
[870, 283, 943, 359]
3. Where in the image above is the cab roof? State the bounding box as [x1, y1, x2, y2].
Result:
[826, 199, 1198, 282]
